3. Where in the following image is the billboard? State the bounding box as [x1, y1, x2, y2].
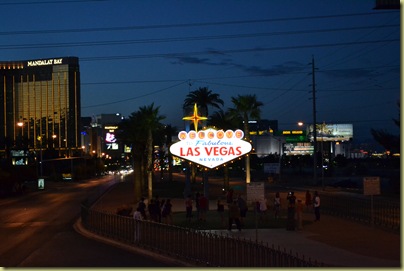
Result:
[284, 142, 314, 155]
[307, 123, 353, 142]
[104, 126, 119, 150]
[10, 150, 29, 166]
[169, 128, 252, 168]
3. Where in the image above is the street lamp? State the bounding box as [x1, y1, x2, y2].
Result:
[52, 134, 57, 149]
[17, 122, 23, 147]
[37, 136, 43, 177]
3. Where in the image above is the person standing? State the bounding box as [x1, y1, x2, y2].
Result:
[286, 191, 296, 230]
[273, 192, 281, 219]
[226, 188, 234, 204]
[259, 197, 268, 221]
[162, 199, 173, 224]
[237, 194, 248, 225]
[133, 207, 143, 242]
[217, 196, 225, 227]
[296, 199, 303, 230]
[185, 195, 193, 223]
[313, 191, 321, 221]
[155, 195, 162, 223]
[147, 199, 157, 222]
[137, 197, 147, 220]
[199, 193, 208, 222]
[133, 207, 143, 220]
[195, 192, 201, 220]
[305, 190, 312, 211]
[228, 200, 241, 231]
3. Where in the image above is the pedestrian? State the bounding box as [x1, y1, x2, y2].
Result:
[195, 192, 201, 219]
[273, 192, 281, 219]
[259, 197, 268, 221]
[226, 188, 234, 204]
[185, 195, 193, 222]
[255, 200, 260, 214]
[162, 198, 173, 224]
[137, 197, 147, 220]
[217, 196, 225, 227]
[133, 207, 143, 220]
[148, 199, 157, 222]
[155, 195, 162, 223]
[296, 199, 303, 230]
[198, 193, 208, 221]
[286, 191, 296, 230]
[313, 191, 321, 221]
[237, 194, 248, 225]
[305, 190, 312, 211]
[133, 207, 143, 242]
[228, 200, 241, 231]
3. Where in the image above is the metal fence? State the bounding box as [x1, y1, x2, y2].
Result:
[80, 204, 326, 267]
[320, 193, 400, 232]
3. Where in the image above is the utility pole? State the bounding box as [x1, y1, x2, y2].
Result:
[310, 56, 318, 186]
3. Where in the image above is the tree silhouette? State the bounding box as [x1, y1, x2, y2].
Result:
[118, 103, 165, 201]
[138, 103, 166, 200]
[208, 109, 242, 189]
[183, 87, 224, 124]
[370, 100, 400, 155]
[183, 87, 224, 183]
[229, 94, 263, 183]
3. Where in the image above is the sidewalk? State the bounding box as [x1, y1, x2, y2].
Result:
[83, 176, 401, 267]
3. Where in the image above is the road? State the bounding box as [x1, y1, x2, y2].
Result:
[0, 174, 176, 267]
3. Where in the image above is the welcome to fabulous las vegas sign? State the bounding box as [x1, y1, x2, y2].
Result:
[169, 103, 252, 168]
[170, 128, 252, 169]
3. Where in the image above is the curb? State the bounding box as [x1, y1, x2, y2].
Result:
[73, 218, 194, 267]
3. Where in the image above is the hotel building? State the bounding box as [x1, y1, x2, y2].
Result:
[0, 57, 81, 158]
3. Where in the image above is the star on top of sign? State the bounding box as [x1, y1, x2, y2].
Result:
[182, 103, 207, 132]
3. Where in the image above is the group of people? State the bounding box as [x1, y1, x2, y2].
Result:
[132, 189, 321, 232]
[185, 192, 209, 222]
[226, 193, 248, 231]
[221, 189, 249, 231]
[304, 190, 321, 221]
[133, 196, 173, 224]
[285, 190, 321, 231]
[183, 189, 249, 232]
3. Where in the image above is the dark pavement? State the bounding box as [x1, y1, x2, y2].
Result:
[1, 175, 183, 267]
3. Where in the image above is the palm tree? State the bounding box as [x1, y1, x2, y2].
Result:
[153, 124, 177, 182]
[208, 108, 242, 130]
[138, 103, 166, 200]
[229, 94, 264, 183]
[118, 103, 165, 201]
[183, 87, 224, 127]
[208, 109, 242, 189]
[183, 87, 224, 184]
[164, 125, 176, 182]
[371, 100, 400, 155]
[118, 111, 147, 202]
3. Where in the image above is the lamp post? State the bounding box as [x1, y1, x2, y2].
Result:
[52, 134, 57, 149]
[37, 136, 43, 177]
[278, 137, 282, 183]
[17, 122, 23, 147]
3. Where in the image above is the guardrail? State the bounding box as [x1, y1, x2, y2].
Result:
[320, 194, 400, 232]
[80, 204, 326, 267]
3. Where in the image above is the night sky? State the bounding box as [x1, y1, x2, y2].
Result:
[1, 0, 400, 146]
